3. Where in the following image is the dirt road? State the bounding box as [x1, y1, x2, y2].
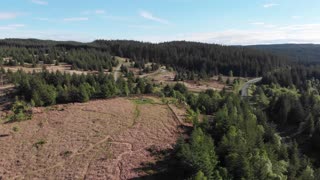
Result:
[240, 77, 262, 96]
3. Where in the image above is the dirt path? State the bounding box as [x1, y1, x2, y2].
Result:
[13, 135, 113, 179]
[114, 57, 127, 82]
[114, 63, 122, 82]
[139, 68, 165, 78]
[12, 135, 138, 180]
[240, 77, 262, 96]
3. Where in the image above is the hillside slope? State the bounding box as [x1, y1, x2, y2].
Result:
[248, 44, 320, 62]
[0, 97, 187, 179]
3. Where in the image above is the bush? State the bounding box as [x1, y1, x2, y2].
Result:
[8, 100, 32, 122]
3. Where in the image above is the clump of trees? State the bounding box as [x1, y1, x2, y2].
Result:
[8, 70, 154, 107]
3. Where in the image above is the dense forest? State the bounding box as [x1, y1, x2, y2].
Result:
[3, 38, 320, 179]
[147, 82, 319, 180]
[0, 39, 290, 77]
[249, 44, 320, 63]
[94, 40, 288, 77]
[0, 45, 117, 71]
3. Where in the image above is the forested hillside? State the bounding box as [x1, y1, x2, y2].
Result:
[3, 39, 320, 179]
[0, 39, 290, 77]
[249, 44, 320, 63]
[94, 40, 288, 77]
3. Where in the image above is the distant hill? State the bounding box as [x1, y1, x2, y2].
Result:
[248, 44, 320, 62]
[0, 38, 290, 77]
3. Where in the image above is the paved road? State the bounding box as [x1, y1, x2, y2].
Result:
[240, 77, 262, 97]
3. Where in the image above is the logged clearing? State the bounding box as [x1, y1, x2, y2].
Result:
[3, 64, 95, 75]
[0, 97, 188, 180]
[140, 68, 228, 92]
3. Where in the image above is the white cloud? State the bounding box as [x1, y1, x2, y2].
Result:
[82, 10, 106, 15]
[264, 24, 276, 28]
[0, 24, 25, 30]
[63, 17, 88, 22]
[134, 24, 320, 45]
[31, 0, 48, 5]
[251, 22, 265, 25]
[263, 3, 279, 8]
[292, 16, 302, 20]
[128, 25, 162, 29]
[250, 22, 276, 28]
[0, 12, 19, 20]
[139, 10, 170, 25]
[103, 15, 131, 21]
[0, 29, 94, 42]
[35, 17, 50, 21]
[95, 10, 105, 14]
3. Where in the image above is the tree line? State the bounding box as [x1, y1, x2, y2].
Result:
[0, 40, 116, 71]
[7, 69, 154, 106]
[155, 85, 319, 179]
[0, 39, 292, 78]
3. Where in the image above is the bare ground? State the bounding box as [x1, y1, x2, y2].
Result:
[0, 97, 188, 180]
[2, 64, 99, 75]
[141, 68, 228, 92]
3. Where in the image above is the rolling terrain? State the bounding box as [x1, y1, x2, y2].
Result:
[248, 44, 320, 62]
[0, 96, 188, 179]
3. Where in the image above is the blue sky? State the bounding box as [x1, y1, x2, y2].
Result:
[0, 0, 320, 45]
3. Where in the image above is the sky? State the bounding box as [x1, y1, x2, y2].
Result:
[0, 0, 320, 45]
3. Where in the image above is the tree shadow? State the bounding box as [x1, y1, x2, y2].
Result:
[130, 125, 193, 180]
[130, 148, 186, 180]
[0, 134, 10, 138]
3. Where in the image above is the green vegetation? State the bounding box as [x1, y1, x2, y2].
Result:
[12, 126, 19, 132]
[249, 44, 320, 63]
[232, 78, 246, 93]
[33, 139, 46, 149]
[0, 39, 117, 71]
[132, 98, 155, 105]
[0, 39, 289, 79]
[6, 70, 155, 107]
[8, 99, 32, 123]
[61, 150, 72, 157]
[4, 39, 320, 180]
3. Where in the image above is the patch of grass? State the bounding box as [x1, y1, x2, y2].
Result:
[233, 79, 246, 93]
[132, 98, 155, 105]
[248, 84, 257, 96]
[133, 104, 141, 126]
[161, 97, 177, 105]
[12, 126, 19, 132]
[33, 139, 46, 149]
[186, 108, 199, 123]
[134, 106, 140, 118]
[60, 150, 72, 157]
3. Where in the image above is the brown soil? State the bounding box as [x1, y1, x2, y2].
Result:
[0, 97, 187, 179]
[141, 68, 228, 92]
[3, 64, 98, 75]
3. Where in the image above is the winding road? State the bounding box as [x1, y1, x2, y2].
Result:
[240, 77, 262, 97]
